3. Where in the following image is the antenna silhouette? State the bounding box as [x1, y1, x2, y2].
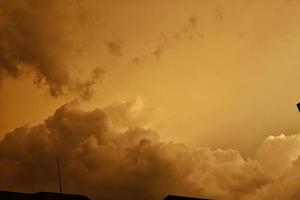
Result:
[56, 156, 63, 193]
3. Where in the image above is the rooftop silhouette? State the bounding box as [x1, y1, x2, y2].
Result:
[0, 191, 214, 200]
[0, 191, 90, 200]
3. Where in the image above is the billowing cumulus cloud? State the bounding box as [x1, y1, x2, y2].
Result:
[103, 96, 159, 130]
[245, 134, 300, 200]
[1, 100, 300, 200]
[2, 1, 300, 199]
[256, 134, 300, 176]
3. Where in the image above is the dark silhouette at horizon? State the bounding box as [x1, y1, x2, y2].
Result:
[0, 191, 90, 200]
[0, 191, 214, 200]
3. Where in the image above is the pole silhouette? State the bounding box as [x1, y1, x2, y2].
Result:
[56, 156, 63, 193]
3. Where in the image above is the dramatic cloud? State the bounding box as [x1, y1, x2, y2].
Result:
[245, 134, 300, 200]
[256, 134, 300, 176]
[1, 100, 300, 200]
[0, 0, 71, 96]
[103, 96, 158, 130]
[0, 0, 102, 98]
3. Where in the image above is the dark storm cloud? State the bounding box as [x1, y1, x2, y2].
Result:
[0, 0, 102, 98]
[0, 0, 75, 96]
[1, 100, 300, 200]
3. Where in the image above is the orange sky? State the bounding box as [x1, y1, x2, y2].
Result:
[1, 0, 300, 157]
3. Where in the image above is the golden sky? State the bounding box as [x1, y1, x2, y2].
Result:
[2, 0, 300, 155]
[1, 0, 300, 199]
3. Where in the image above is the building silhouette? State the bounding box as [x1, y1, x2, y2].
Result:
[0, 191, 214, 200]
[0, 191, 90, 200]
